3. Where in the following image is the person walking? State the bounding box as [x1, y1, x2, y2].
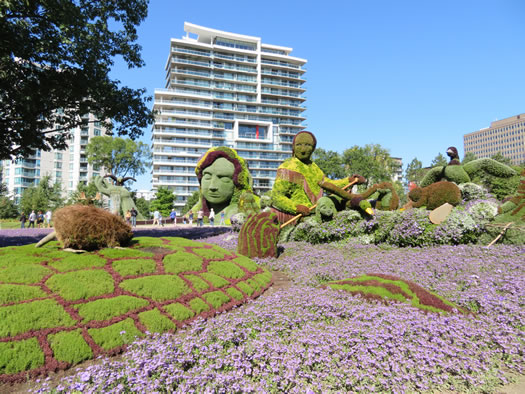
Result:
[170, 209, 177, 226]
[219, 210, 225, 225]
[153, 210, 160, 226]
[189, 211, 193, 225]
[20, 212, 27, 229]
[45, 210, 52, 228]
[209, 208, 215, 226]
[130, 208, 138, 228]
[28, 210, 36, 228]
[125, 210, 132, 225]
[197, 209, 203, 227]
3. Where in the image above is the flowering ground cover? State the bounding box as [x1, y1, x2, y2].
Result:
[0, 236, 272, 383]
[31, 232, 524, 393]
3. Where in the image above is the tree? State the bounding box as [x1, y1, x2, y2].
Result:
[134, 197, 150, 219]
[86, 136, 151, 178]
[462, 151, 477, 164]
[313, 148, 345, 179]
[20, 175, 63, 214]
[149, 187, 176, 217]
[66, 179, 102, 206]
[181, 191, 200, 215]
[0, 183, 18, 218]
[341, 144, 395, 187]
[404, 158, 425, 186]
[430, 153, 448, 167]
[490, 152, 513, 166]
[0, 0, 154, 159]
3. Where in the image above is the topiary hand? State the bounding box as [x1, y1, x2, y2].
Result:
[296, 204, 312, 216]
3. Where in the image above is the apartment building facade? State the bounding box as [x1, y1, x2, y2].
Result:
[464, 113, 525, 166]
[2, 113, 106, 201]
[152, 23, 307, 208]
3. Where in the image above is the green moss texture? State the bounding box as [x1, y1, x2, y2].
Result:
[324, 273, 468, 314]
[0, 237, 272, 383]
[238, 211, 280, 258]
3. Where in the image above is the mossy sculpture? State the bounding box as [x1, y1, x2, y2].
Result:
[498, 168, 525, 220]
[237, 211, 280, 258]
[191, 146, 258, 224]
[324, 273, 469, 314]
[315, 197, 338, 223]
[407, 181, 461, 210]
[420, 147, 517, 188]
[0, 237, 272, 383]
[37, 205, 133, 250]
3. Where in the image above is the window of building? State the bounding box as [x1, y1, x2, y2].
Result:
[94, 128, 101, 136]
[54, 162, 62, 169]
[239, 125, 266, 139]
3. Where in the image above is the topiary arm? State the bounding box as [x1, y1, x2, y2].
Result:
[420, 167, 445, 187]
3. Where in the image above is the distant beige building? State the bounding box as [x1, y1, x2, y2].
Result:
[464, 113, 525, 165]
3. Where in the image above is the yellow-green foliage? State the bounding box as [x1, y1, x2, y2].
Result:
[208, 260, 245, 279]
[112, 259, 156, 276]
[49, 254, 107, 272]
[192, 246, 229, 260]
[188, 297, 210, 314]
[0, 299, 75, 337]
[232, 256, 258, 272]
[74, 296, 149, 323]
[88, 318, 144, 350]
[0, 338, 44, 374]
[120, 275, 191, 302]
[200, 272, 229, 288]
[0, 284, 46, 305]
[226, 287, 244, 301]
[46, 270, 114, 301]
[0, 264, 52, 284]
[163, 251, 203, 274]
[184, 274, 210, 292]
[237, 281, 255, 296]
[48, 330, 93, 364]
[165, 302, 195, 321]
[99, 248, 154, 259]
[202, 291, 231, 308]
[138, 309, 177, 333]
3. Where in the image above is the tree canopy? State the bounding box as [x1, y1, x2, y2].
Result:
[341, 144, 395, 187]
[313, 148, 346, 179]
[404, 158, 425, 186]
[150, 187, 176, 217]
[85, 136, 151, 178]
[462, 151, 477, 164]
[19, 175, 63, 214]
[430, 153, 448, 167]
[0, 0, 154, 159]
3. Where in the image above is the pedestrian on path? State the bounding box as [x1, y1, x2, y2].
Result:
[130, 208, 138, 228]
[45, 210, 52, 228]
[219, 210, 225, 225]
[197, 209, 203, 227]
[189, 211, 193, 225]
[153, 210, 160, 226]
[209, 208, 215, 226]
[28, 210, 36, 228]
[170, 209, 177, 226]
[20, 212, 27, 229]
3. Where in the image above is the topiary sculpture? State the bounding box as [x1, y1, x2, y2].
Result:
[408, 181, 461, 210]
[323, 273, 469, 314]
[37, 205, 133, 251]
[237, 211, 280, 258]
[420, 147, 517, 188]
[315, 196, 338, 223]
[0, 237, 272, 383]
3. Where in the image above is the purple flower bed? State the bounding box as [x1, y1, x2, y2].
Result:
[34, 234, 525, 393]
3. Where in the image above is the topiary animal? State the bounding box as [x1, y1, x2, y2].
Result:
[37, 205, 133, 251]
[408, 181, 461, 210]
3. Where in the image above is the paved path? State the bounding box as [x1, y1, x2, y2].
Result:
[0, 225, 230, 247]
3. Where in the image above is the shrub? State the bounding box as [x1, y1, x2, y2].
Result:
[459, 182, 490, 201]
[433, 208, 480, 245]
[0, 338, 44, 374]
[408, 181, 461, 210]
[53, 205, 133, 250]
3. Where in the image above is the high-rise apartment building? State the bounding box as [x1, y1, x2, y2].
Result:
[2, 113, 106, 201]
[152, 23, 307, 208]
[464, 113, 525, 166]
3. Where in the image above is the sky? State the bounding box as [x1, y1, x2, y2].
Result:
[111, 0, 525, 191]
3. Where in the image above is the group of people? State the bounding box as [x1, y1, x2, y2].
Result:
[19, 210, 52, 228]
[124, 208, 139, 228]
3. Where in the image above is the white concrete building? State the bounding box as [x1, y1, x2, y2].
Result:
[152, 22, 307, 208]
[2, 113, 106, 201]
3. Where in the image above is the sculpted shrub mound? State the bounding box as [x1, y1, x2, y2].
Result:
[237, 211, 280, 258]
[323, 273, 468, 314]
[408, 181, 461, 210]
[0, 237, 272, 383]
[54, 205, 133, 250]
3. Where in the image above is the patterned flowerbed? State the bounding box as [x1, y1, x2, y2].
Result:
[0, 236, 272, 383]
[8, 232, 525, 393]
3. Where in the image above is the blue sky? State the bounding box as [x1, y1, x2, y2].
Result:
[112, 0, 525, 190]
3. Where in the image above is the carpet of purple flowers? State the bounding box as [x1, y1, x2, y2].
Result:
[34, 232, 524, 393]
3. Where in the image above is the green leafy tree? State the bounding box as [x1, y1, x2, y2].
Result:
[66, 179, 101, 206]
[490, 152, 513, 166]
[462, 151, 477, 164]
[313, 148, 345, 179]
[430, 153, 448, 167]
[404, 158, 425, 186]
[134, 197, 151, 219]
[0, 0, 154, 159]
[149, 187, 176, 217]
[20, 175, 63, 214]
[342, 144, 395, 187]
[0, 183, 18, 218]
[86, 136, 151, 178]
[181, 191, 199, 215]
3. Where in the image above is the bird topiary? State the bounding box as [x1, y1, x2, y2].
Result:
[0, 237, 272, 383]
[323, 273, 469, 314]
[408, 181, 461, 210]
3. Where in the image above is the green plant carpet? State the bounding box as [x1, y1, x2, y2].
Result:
[0, 237, 272, 382]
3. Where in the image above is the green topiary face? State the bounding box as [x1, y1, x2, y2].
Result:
[201, 157, 236, 206]
[0, 237, 272, 382]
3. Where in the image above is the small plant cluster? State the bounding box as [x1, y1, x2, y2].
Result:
[0, 237, 272, 382]
[34, 236, 524, 393]
[290, 198, 503, 246]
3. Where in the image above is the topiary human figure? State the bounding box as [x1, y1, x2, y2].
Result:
[94, 175, 144, 220]
[191, 147, 257, 224]
[420, 147, 516, 188]
[271, 131, 353, 223]
[315, 196, 337, 223]
[408, 181, 461, 210]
